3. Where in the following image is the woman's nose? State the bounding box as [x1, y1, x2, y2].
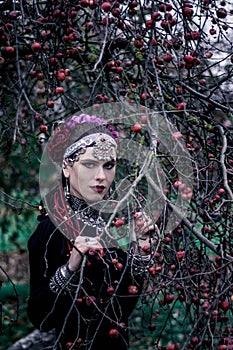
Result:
[95, 166, 106, 180]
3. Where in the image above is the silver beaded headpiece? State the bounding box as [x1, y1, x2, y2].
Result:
[63, 133, 117, 161]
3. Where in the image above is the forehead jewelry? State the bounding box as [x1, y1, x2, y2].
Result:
[63, 133, 117, 161]
[92, 134, 116, 161]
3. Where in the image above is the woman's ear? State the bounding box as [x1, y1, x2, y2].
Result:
[62, 167, 70, 179]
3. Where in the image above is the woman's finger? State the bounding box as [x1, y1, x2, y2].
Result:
[134, 212, 155, 233]
[74, 236, 103, 253]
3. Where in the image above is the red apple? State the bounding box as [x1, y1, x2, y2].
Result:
[34, 114, 42, 122]
[8, 11, 20, 20]
[4, 46, 15, 55]
[142, 245, 150, 253]
[165, 294, 175, 304]
[101, 2, 111, 12]
[191, 337, 199, 344]
[85, 295, 96, 306]
[128, 285, 138, 294]
[141, 115, 147, 124]
[219, 301, 230, 311]
[132, 122, 142, 132]
[149, 267, 157, 276]
[163, 237, 171, 244]
[189, 31, 200, 40]
[109, 328, 119, 338]
[151, 12, 162, 21]
[114, 218, 124, 227]
[184, 55, 194, 64]
[112, 8, 121, 17]
[183, 6, 193, 17]
[202, 301, 210, 310]
[116, 262, 123, 270]
[56, 87, 64, 94]
[205, 51, 213, 58]
[53, 9, 61, 17]
[145, 19, 155, 29]
[164, 53, 173, 62]
[129, 1, 138, 8]
[199, 79, 206, 85]
[107, 286, 114, 294]
[141, 92, 150, 100]
[50, 57, 58, 66]
[124, 60, 132, 67]
[209, 28, 217, 35]
[37, 72, 44, 80]
[159, 3, 172, 12]
[176, 102, 186, 110]
[66, 342, 73, 349]
[47, 100, 54, 108]
[56, 71, 66, 81]
[218, 188, 225, 195]
[111, 258, 118, 265]
[133, 39, 144, 48]
[177, 251, 185, 260]
[216, 8, 227, 18]
[39, 125, 48, 132]
[31, 42, 41, 51]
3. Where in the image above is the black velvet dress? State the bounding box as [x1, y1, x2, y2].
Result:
[27, 214, 143, 350]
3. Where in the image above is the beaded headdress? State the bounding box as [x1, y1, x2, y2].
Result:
[47, 114, 119, 165]
[64, 133, 118, 161]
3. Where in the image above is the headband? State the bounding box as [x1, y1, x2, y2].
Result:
[63, 133, 118, 161]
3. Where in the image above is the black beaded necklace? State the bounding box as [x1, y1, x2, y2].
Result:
[68, 195, 105, 230]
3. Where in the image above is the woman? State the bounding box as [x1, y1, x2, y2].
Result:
[27, 114, 156, 350]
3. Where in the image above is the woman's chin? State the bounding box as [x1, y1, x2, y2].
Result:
[86, 193, 106, 204]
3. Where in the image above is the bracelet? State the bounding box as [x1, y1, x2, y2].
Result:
[49, 264, 80, 294]
[60, 263, 75, 279]
[128, 252, 153, 276]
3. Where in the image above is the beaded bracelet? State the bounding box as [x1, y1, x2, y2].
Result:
[49, 263, 80, 294]
[128, 252, 153, 275]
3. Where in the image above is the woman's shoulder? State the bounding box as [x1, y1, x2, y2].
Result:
[34, 215, 56, 233]
[28, 216, 64, 249]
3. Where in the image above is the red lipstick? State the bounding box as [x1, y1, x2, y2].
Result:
[91, 186, 105, 193]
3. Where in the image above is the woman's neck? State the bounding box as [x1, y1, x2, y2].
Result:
[68, 194, 105, 231]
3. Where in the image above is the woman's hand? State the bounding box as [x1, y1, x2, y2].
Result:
[132, 212, 158, 254]
[134, 212, 155, 234]
[68, 236, 103, 272]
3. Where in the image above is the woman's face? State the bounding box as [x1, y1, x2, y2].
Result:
[63, 147, 117, 203]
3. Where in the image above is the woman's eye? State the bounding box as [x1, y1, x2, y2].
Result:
[104, 162, 115, 169]
[83, 162, 95, 168]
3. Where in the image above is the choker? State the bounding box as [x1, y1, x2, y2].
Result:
[68, 195, 105, 230]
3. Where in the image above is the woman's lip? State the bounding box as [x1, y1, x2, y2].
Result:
[91, 186, 106, 193]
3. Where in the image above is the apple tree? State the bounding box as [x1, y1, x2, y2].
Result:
[0, 0, 233, 349]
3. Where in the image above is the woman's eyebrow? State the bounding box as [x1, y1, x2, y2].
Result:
[80, 159, 98, 163]
[104, 159, 117, 165]
[80, 159, 117, 165]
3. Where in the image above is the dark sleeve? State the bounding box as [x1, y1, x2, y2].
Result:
[27, 217, 69, 331]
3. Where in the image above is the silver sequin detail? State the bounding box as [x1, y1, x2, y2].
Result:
[64, 133, 117, 160]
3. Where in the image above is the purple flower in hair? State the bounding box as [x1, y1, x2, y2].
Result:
[107, 125, 119, 139]
[65, 114, 105, 129]
[65, 113, 119, 138]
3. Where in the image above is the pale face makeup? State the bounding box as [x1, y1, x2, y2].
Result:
[63, 146, 117, 204]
